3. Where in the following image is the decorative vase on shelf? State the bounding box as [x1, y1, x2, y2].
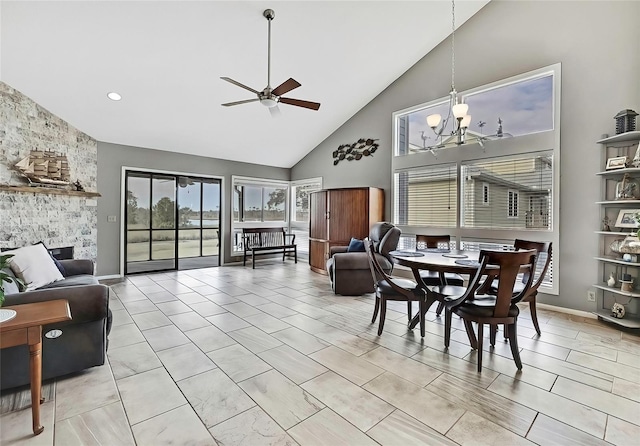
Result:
[615, 174, 640, 200]
[619, 235, 640, 254]
[607, 273, 616, 287]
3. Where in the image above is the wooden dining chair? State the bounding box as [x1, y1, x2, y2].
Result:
[488, 240, 552, 336]
[415, 235, 465, 317]
[443, 249, 537, 372]
[364, 238, 428, 337]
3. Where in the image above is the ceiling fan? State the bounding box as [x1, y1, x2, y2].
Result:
[221, 9, 321, 116]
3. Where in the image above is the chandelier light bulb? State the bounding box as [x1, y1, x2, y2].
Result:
[452, 103, 469, 119]
[460, 115, 471, 128]
[427, 114, 442, 128]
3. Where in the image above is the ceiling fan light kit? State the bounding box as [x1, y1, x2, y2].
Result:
[221, 8, 321, 114]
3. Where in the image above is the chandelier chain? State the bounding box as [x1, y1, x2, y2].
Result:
[451, 0, 455, 91]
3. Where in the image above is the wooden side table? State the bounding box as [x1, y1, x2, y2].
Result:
[0, 299, 71, 435]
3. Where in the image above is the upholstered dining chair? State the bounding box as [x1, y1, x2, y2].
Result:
[488, 240, 552, 336]
[364, 238, 428, 337]
[415, 235, 465, 317]
[443, 249, 537, 372]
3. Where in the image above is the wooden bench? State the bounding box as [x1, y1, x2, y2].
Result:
[242, 228, 297, 269]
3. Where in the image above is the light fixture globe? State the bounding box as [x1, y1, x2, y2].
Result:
[452, 103, 469, 119]
[427, 114, 442, 128]
[260, 97, 278, 108]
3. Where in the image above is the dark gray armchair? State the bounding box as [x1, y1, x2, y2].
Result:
[326, 222, 401, 295]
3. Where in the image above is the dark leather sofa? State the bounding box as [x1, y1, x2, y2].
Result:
[1, 259, 111, 390]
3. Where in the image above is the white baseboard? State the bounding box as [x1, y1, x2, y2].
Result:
[534, 302, 597, 319]
[96, 274, 123, 281]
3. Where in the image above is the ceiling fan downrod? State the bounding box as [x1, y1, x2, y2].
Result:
[264, 9, 275, 90]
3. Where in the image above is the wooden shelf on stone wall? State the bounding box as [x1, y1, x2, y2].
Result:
[0, 184, 101, 198]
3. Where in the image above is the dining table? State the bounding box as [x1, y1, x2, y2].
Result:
[389, 248, 488, 331]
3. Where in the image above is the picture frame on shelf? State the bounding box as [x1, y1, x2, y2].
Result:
[606, 156, 629, 170]
[614, 209, 640, 228]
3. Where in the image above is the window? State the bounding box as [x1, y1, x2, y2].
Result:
[232, 176, 289, 253]
[394, 164, 457, 228]
[392, 64, 560, 294]
[508, 190, 519, 218]
[231, 176, 322, 255]
[290, 178, 323, 256]
[462, 74, 554, 138]
[394, 72, 554, 158]
[462, 154, 552, 229]
[232, 178, 288, 224]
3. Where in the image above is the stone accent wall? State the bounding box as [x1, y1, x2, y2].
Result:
[0, 82, 98, 260]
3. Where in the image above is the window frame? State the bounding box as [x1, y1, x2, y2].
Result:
[232, 176, 289, 227]
[391, 64, 561, 294]
[482, 182, 489, 206]
[507, 189, 519, 218]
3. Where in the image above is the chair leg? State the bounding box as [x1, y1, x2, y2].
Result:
[503, 323, 508, 340]
[371, 296, 380, 323]
[529, 296, 541, 336]
[378, 299, 387, 335]
[463, 320, 477, 349]
[419, 300, 425, 338]
[294, 246, 297, 264]
[252, 251, 256, 269]
[477, 322, 484, 372]
[407, 301, 412, 321]
[444, 309, 452, 347]
[435, 301, 445, 316]
[490, 324, 497, 347]
[507, 321, 523, 370]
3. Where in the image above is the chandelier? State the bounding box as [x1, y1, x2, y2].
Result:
[422, 0, 485, 154]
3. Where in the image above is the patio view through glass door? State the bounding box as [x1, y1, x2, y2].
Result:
[125, 171, 221, 274]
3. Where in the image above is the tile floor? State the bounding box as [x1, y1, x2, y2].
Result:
[2, 260, 640, 445]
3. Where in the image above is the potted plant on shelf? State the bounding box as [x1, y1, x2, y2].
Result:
[0, 254, 25, 307]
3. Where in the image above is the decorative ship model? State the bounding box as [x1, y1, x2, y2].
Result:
[14, 150, 71, 187]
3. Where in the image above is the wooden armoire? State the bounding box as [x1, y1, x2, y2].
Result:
[308, 187, 384, 274]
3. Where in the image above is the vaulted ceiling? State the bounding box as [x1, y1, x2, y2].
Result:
[0, 1, 489, 168]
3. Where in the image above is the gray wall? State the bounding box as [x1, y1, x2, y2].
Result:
[97, 142, 289, 276]
[291, 0, 640, 311]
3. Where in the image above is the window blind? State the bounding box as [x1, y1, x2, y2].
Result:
[394, 163, 457, 228]
[461, 154, 553, 230]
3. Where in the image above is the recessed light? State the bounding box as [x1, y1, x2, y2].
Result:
[107, 92, 122, 101]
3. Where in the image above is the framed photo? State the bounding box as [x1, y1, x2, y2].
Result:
[615, 209, 640, 228]
[606, 156, 628, 170]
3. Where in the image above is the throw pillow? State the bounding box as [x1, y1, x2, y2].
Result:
[347, 238, 365, 252]
[33, 241, 66, 275]
[4, 244, 64, 291]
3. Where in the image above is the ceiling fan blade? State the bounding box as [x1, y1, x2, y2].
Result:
[220, 77, 260, 95]
[269, 105, 282, 118]
[272, 78, 301, 97]
[279, 97, 321, 111]
[221, 98, 260, 107]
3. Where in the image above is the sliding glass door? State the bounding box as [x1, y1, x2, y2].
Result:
[125, 171, 221, 274]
